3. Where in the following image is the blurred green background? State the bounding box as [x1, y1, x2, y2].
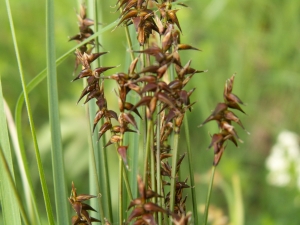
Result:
[1, 0, 300, 224]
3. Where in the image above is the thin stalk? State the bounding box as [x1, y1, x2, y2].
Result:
[85, 103, 105, 223]
[100, 142, 113, 222]
[5, 0, 55, 223]
[139, 44, 147, 169]
[119, 156, 124, 225]
[128, 131, 139, 199]
[169, 132, 179, 224]
[118, 0, 135, 61]
[150, 115, 156, 194]
[125, 48, 139, 200]
[156, 112, 163, 225]
[184, 116, 198, 225]
[122, 161, 133, 221]
[143, 120, 153, 186]
[124, 26, 135, 61]
[0, 146, 30, 225]
[119, 132, 133, 201]
[150, 130, 156, 193]
[203, 165, 216, 225]
[123, 163, 133, 201]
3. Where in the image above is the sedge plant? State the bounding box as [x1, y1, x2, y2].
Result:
[1, 0, 248, 225]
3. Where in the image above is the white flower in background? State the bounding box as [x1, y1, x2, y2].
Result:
[266, 130, 300, 190]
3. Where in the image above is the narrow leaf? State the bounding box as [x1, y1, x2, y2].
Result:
[46, 0, 69, 223]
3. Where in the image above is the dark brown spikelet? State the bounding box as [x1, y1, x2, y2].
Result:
[127, 175, 168, 224]
[68, 182, 100, 225]
[69, 4, 97, 72]
[200, 75, 248, 166]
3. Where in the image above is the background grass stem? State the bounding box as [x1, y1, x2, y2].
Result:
[203, 165, 216, 225]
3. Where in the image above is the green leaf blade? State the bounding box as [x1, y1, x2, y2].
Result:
[46, 0, 69, 224]
[0, 79, 22, 225]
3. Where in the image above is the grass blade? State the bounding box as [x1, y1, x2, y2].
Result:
[5, 99, 41, 225]
[46, 0, 69, 224]
[0, 145, 29, 225]
[0, 78, 21, 225]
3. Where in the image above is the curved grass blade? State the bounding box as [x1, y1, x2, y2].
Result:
[0, 79, 21, 225]
[4, 99, 40, 225]
[0, 145, 29, 225]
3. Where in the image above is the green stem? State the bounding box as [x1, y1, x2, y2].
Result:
[124, 26, 135, 61]
[143, 120, 153, 186]
[184, 116, 198, 225]
[123, 163, 133, 201]
[119, 156, 124, 225]
[85, 103, 105, 223]
[118, 1, 135, 61]
[169, 132, 179, 224]
[156, 113, 163, 225]
[150, 130, 156, 194]
[203, 165, 216, 225]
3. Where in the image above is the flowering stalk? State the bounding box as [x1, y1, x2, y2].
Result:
[202, 166, 216, 225]
[200, 75, 248, 225]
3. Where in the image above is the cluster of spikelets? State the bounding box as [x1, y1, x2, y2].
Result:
[127, 174, 191, 225]
[68, 182, 100, 225]
[115, 0, 186, 45]
[68, 1, 246, 225]
[199, 75, 248, 166]
[69, 4, 96, 72]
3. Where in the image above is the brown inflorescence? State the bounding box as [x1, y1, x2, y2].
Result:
[69, 4, 96, 72]
[68, 182, 100, 225]
[199, 75, 248, 166]
[127, 175, 167, 225]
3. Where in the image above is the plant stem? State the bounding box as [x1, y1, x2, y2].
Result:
[85, 103, 105, 224]
[184, 115, 198, 225]
[156, 112, 163, 225]
[203, 165, 216, 225]
[169, 132, 179, 224]
[143, 120, 153, 187]
[119, 156, 124, 225]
